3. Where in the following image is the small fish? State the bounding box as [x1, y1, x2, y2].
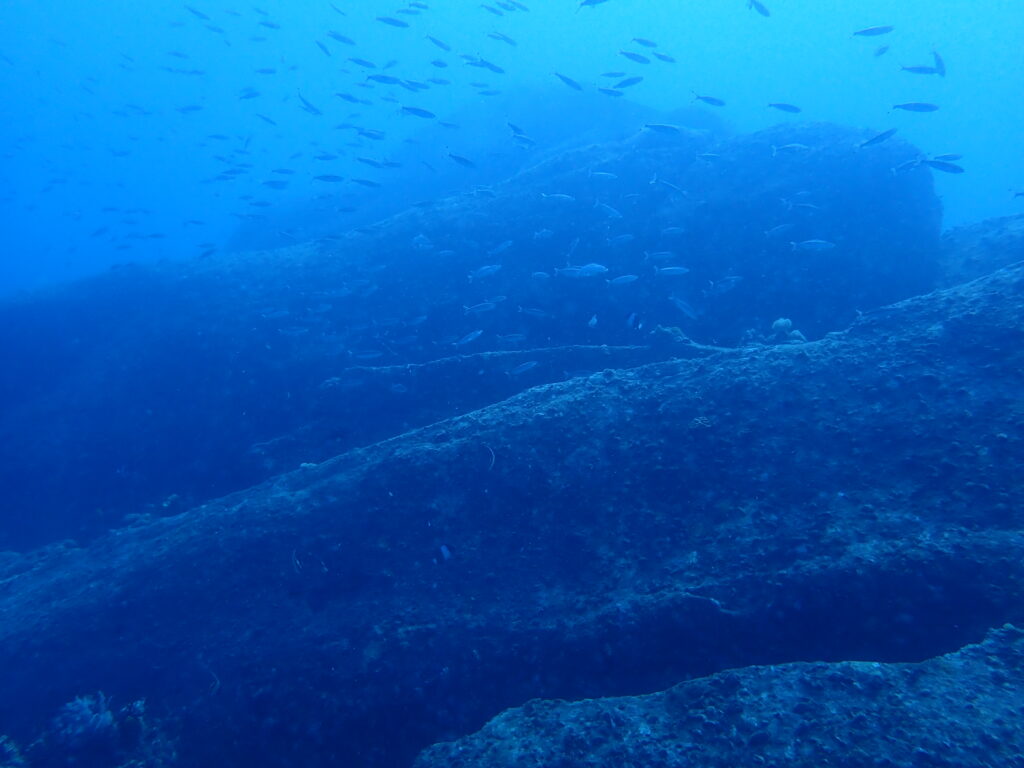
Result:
[455, 330, 484, 347]
[601, 71, 626, 78]
[488, 240, 514, 257]
[892, 158, 924, 174]
[748, 0, 770, 17]
[184, 5, 210, 20]
[858, 127, 897, 148]
[615, 76, 644, 88]
[578, 0, 609, 8]
[620, 51, 651, 64]
[350, 350, 385, 361]
[540, 193, 575, 202]
[598, 88, 623, 98]
[650, 174, 683, 192]
[922, 159, 965, 174]
[464, 302, 497, 314]
[771, 143, 809, 156]
[900, 65, 939, 75]
[554, 72, 583, 90]
[468, 57, 505, 74]
[480, 3, 504, 15]
[874, 45, 890, 57]
[853, 25, 894, 37]
[376, 16, 409, 27]
[704, 276, 743, 297]
[448, 152, 477, 168]
[489, 32, 517, 46]
[645, 250, 677, 262]
[508, 361, 538, 376]
[655, 266, 690, 276]
[609, 274, 639, 285]
[594, 202, 622, 218]
[669, 295, 698, 319]
[768, 102, 801, 113]
[693, 93, 726, 107]
[427, 36, 452, 51]
[313, 174, 344, 182]
[327, 31, 355, 44]
[645, 123, 681, 134]
[791, 239, 836, 252]
[316, 40, 331, 56]
[764, 222, 794, 239]
[588, 170, 618, 180]
[893, 102, 939, 112]
[653, 52, 676, 63]
[469, 264, 502, 280]
[607, 234, 635, 246]
[255, 113, 277, 125]
[519, 306, 551, 318]
[401, 106, 435, 118]
[297, 92, 323, 115]
[932, 154, 962, 162]
[633, 37, 657, 47]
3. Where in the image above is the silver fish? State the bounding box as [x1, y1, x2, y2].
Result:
[791, 239, 836, 252]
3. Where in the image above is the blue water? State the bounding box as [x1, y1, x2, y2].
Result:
[1, 2, 1023, 767]
[1, 0, 1022, 295]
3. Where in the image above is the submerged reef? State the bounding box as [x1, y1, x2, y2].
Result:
[416, 625, 1024, 768]
[1, 210, 1023, 766]
[0, 122, 941, 550]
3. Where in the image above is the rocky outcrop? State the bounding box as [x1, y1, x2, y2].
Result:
[1, 257, 1022, 767]
[940, 213, 1024, 287]
[0, 122, 939, 550]
[415, 625, 1024, 768]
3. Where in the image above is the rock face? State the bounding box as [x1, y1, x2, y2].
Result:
[940, 213, 1024, 287]
[0, 122, 940, 550]
[1, 255, 1022, 767]
[414, 625, 1024, 768]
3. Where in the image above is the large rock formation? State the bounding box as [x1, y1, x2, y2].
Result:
[0, 122, 940, 550]
[1, 251, 1022, 767]
[415, 625, 1024, 768]
[940, 212, 1024, 287]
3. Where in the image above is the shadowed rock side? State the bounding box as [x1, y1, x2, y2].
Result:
[1, 262, 1023, 767]
[940, 213, 1024, 288]
[0, 122, 940, 550]
[415, 625, 1024, 768]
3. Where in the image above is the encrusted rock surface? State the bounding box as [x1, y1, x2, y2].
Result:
[415, 625, 1024, 768]
[0, 122, 939, 549]
[1, 257, 1022, 767]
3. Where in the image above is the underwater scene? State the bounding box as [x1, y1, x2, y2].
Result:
[1, 0, 1024, 765]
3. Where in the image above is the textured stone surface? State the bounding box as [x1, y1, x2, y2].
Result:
[1, 258, 1022, 767]
[415, 625, 1024, 768]
[0, 122, 939, 550]
[941, 213, 1024, 288]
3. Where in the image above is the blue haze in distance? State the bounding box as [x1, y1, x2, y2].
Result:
[0, 0, 1021, 295]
